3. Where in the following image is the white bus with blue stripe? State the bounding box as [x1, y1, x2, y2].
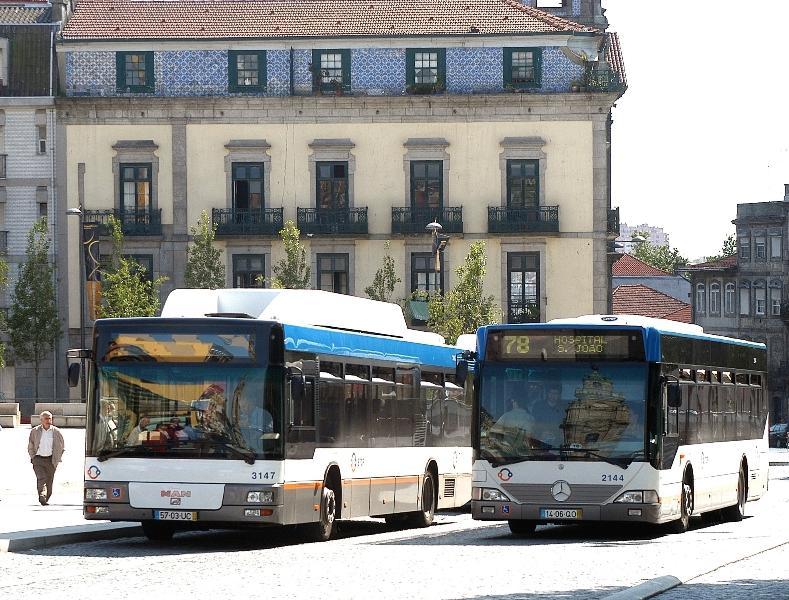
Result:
[465, 315, 768, 535]
[72, 289, 472, 541]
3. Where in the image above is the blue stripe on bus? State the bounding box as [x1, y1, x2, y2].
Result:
[283, 324, 460, 368]
[477, 323, 766, 363]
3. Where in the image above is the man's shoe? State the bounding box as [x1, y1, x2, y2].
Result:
[39, 495, 47, 506]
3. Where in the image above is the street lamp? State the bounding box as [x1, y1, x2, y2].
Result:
[426, 220, 449, 274]
[66, 205, 86, 400]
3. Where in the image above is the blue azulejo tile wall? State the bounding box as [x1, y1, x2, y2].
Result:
[64, 46, 583, 97]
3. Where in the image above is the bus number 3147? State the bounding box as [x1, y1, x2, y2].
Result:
[252, 472, 276, 480]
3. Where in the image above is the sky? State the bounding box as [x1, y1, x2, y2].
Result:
[603, 0, 789, 260]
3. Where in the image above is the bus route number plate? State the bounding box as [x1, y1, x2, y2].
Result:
[153, 510, 198, 521]
[540, 508, 582, 520]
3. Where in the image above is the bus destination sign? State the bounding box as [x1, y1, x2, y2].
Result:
[487, 329, 645, 362]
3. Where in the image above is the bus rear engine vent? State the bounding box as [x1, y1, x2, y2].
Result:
[444, 478, 456, 498]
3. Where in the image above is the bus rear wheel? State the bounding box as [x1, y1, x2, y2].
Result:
[722, 465, 747, 522]
[508, 520, 536, 536]
[306, 485, 337, 542]
[141, 521, 175, 541]
[405, 471, 436, 528]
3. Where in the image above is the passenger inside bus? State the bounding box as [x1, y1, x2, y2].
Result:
[489, 397, 535, 451]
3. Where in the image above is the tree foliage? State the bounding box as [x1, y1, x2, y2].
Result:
[631, 230, 688, 274]
[427, 241, 499, 344]
[705, 234, 736, 263]
[6, 218, 61, 398]
[270, 220, 311, 289]
[365, 241, 401, 302]
[98, 217, 167, 318]
[185, 210, 225, 289]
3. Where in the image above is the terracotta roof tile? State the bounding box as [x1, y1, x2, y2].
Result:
[685, 255, 737, 271]
[61, 0, 599, 40]
[0, 5, 51, 23]
[612, 254, 671, 277]
[606, 32, 626, 87]
[613, 284, 692, 324]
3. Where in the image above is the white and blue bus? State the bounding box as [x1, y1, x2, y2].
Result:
[70, 289, 472, 541]
[464, 315, 768, 535]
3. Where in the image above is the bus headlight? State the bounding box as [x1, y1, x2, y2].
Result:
[247, 491, 274, 503]
[480, 488, 511, 502]
[614, 490, 659, 504]
[85, 488, 108, 501]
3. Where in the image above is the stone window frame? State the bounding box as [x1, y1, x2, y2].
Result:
[315, 251, 351, 295]
[753, 279, 767, 316]
[506, 251, 541, 323]
[230, 251, 267, 288]
[112, 140, 159, 213]
[499, 137, 547, 208]
[500, 241, 547, 322]
[310, 240, 355, 295]
[224, 140, 272, 211]
[410, 251, 444, 295]
[308, 139, 356, 209]
[769, 281, 782, 317]
[770, 233, 782, 261]
[738, 235, 750, 261]
[695, 282, 706, 316]
[709, 280, 721, 316]
[739, 280, 751, 316]
[724, 281, 736, 316]
[753, 233, 767, 262]
[403, 138, 450, 209]
[404, 240, 449, 299]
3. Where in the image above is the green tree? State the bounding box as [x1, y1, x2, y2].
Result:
[632, 231, 688, 274]
[427, 241, 499, 343]
[270, 220, 310, 289]
[185, 210, 225, 289]
[6, 218, 61, 398]
[365, 241, 401, 302]
[705, 234, 736, 262]
[99, 217, 167, 318]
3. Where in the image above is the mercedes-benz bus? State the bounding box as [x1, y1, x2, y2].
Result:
[69, 289, 472, 541]
[464, 315, 768, 535]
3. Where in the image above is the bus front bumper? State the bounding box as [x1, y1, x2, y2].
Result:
[471, 500, 661, 524]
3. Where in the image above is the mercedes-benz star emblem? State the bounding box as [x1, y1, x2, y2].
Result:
[551, 480, 572, 502]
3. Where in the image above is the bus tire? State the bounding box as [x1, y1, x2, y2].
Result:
[406, 471, 436, 528]
[722, 464, 747, 522]
[508, 520, 536, 536]
[307, 485, 337, 542]
[141, 520, 175, 541]
[668, 474, 693, 534]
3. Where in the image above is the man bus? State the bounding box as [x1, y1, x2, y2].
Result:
[463, 315, 768, 535]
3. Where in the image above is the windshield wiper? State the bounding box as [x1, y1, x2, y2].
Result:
[560, 446, 633, 469]
[220, 442, 256, 464]
[96, 445, 148, 462]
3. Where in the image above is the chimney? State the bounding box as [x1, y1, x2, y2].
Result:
[784, 183, 789, 202]
[51, 0, 68, 24]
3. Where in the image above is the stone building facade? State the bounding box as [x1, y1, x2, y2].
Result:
[53, 0, 625, 402]
[687, 189, 789, 423]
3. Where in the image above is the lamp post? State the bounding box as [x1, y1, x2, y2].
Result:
[425, 220, 449, 275]
[66, 205, 86, 400]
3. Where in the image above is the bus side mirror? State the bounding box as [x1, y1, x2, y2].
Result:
[666, 381, 681, 408]
[67, 362, 81, 388]
[455, 360, 469, 383]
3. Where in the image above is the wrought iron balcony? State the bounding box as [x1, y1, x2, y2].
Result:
[583, 67, 626, 93]
[508, 300, 540, 324]
[297, 207, 368, 236]
[391, 207, 463, 235]
[83, 208, 163, 237]
[212, 208, 283, 237]
[607, 207, 620, 236]
[488, 206, 559, 234]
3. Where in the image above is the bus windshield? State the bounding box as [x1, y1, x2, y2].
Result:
[91, 363, 283, 460]
[478, 362, 648, 466]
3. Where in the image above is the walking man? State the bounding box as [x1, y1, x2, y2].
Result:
[27, 410, 65, 505]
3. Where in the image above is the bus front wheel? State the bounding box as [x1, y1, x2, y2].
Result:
[307, 485, 337, 542]
[508, 520, 536, 536]
[141, 520, 175, 541]
[668, 476, 693, 534]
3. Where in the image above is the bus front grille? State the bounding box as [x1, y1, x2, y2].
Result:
[501, 483, 623, 504]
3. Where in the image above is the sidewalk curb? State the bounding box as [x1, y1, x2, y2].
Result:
[1, 523, 142, 553]
[601, 576, 682, 600]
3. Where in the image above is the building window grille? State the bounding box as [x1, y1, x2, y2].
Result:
[754, 237, 767, 260]
[724, 282, 736, 315]
[771, 288, 781, 316]
[755, 286, 766, 316]
[317, 253, 349, 294]
[233, 254, 265, 288]
[739, 286, 750, 316]
[739, 237, 750, 260]
[709, 282, 721, 315]
[695, 283, 706, 315]
[507, 252, 540, 323]
[770, 235, 782, 260]
[411, 252, 443, 295]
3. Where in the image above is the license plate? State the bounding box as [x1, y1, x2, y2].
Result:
[540, 508, 582, 520]
[153, 510, 197, 521]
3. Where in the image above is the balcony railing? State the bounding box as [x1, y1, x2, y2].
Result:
[583, 68, 626, 93]
[508, 300, 541, 324]
[607, 207, 620, 236]
[0, 230, 7, 253]
[297, 207, 368, 236]
[488, 206, 559, 234]
[212, 208, 283, 237]
[83, 208, 163, 237]
[391, 207, 463, 235]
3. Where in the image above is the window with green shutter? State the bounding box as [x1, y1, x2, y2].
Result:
[406, 49, 446, 93]
[504, 48, 542, 89]
[228, 50, 266, 93]
[116, 52, 155, 93]
[311, 50, 351, 94]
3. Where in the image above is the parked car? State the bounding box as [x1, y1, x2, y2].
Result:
[769, 423, 789, 448]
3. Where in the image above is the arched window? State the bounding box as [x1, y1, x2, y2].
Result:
[724, 282, 736, 315]
[709, 282, 721, 315]
[696, 283, 706, 315]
